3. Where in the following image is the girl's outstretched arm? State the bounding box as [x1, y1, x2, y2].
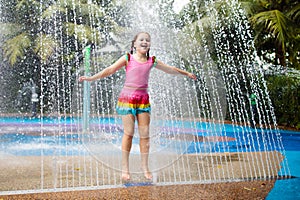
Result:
[79, 55, 127, 82]
[156, 60, 197, 80]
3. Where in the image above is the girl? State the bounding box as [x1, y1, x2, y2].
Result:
[79, 32, 197, 181]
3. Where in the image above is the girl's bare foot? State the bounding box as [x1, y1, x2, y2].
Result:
[122, 171, 130, 181]
[144, 171, 152, 180]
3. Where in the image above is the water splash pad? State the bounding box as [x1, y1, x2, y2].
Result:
[0, 0, 290, 196]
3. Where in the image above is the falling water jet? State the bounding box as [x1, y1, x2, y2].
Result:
[16, 79, 39, 117]
[0, 0, 291, 196]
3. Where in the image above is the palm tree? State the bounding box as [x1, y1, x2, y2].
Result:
[241, 0, 300, 69]
[1, 0, 124, 66]
[1, 0, 43, 65]
[0, 0, 128, 113]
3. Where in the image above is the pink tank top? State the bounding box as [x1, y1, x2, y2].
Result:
[124, 54, 157, 89]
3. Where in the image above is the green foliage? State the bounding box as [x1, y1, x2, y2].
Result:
[237, 0, 300, 129]
[178, 0, 207, 26]
[42, 4, 66, 19]
[252, 10, 290, 49]
[34, 34, 57, 63]
[4, 33, 31, 65]
[64, 22, 99, 43]
[1, 0, 123, 68]
[240, 0, 300, 69]
[0, 0, 131, 114]
[267, 74, 300, 129]
[43, 0, 105, 23]
[179, 0, 299, 129]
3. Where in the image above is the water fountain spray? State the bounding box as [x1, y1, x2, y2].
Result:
[0, 0, 291, 195]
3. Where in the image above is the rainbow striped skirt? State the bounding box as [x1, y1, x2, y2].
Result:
[116, 87, 151, 116]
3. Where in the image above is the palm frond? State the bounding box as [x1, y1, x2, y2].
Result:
[78, 3, 105, 18]
[251, 10, 290, 49]
[42, 4, 66, 19]
[34, 34, 57, 63]
[16, 0, 39, 11]
[65, 22, 102, 45]
[287, 3, 300, 23]
[3, 33, 31, 65]
[43, 0, 104, 20]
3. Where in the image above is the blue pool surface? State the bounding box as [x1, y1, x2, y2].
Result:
[0, 116, 299, 198]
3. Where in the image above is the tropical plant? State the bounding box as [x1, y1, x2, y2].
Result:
[240, 0, 300, 69]
[0, 0, 129, 113]
[1, 0, 124, 65]
[1, 0, 42, 65]
[267, 73, 300, 129]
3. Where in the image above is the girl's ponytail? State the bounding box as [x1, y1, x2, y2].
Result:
[130, 40, 135, 54]
[146, 50, 150, 60]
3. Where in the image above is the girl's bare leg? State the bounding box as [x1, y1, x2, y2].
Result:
[121, 114, 135, 180]
[137, 112, 152, 179]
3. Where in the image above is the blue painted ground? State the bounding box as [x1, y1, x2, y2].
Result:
[123, 181, 153, 187]
[0, 116, 299, 198]
[266, 131, 300, 200]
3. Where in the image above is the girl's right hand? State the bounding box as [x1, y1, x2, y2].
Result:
[78, 76, 91, 82]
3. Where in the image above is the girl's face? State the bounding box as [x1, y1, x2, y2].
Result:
[134, 33, 151, 54]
